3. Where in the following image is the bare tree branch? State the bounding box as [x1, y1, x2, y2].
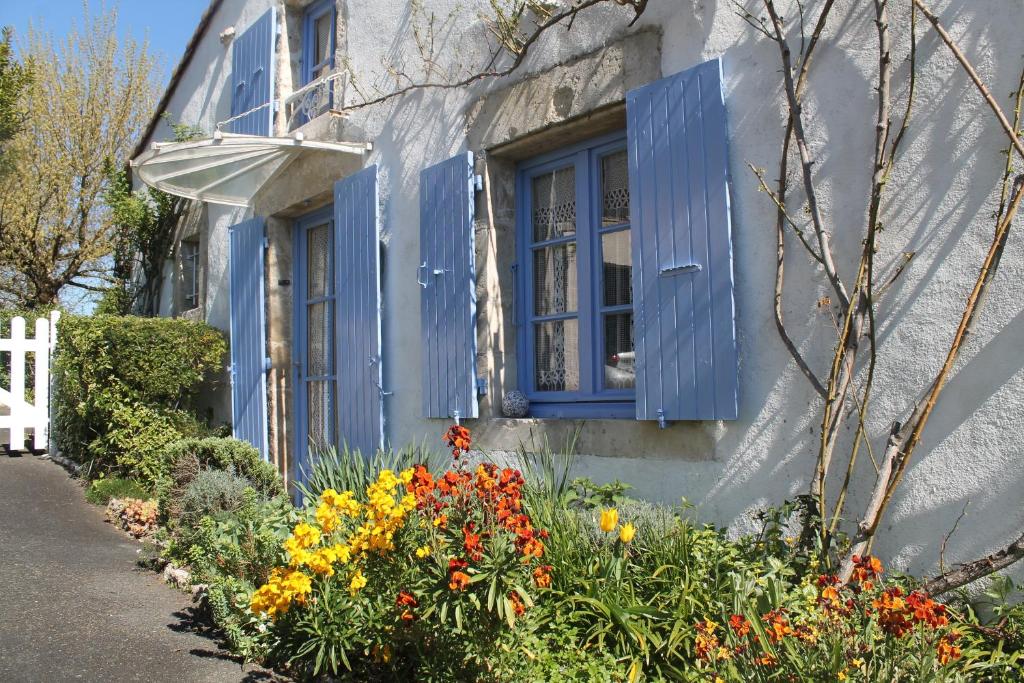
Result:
[924, 528, 1024, 596]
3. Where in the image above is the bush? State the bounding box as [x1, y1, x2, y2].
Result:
[177, 468, 252, 535]
[157, 437, 285, 522]
[52, 314, 226, 486]
[85, 476, 151, 505]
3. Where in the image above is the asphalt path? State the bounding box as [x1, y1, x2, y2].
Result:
[0, 454, 278, 683]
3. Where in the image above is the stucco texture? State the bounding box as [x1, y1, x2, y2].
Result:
[138, 0, 1024, 582]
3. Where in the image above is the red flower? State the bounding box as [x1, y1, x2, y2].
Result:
[396, 591, 418, 621]
[762, 609, 792, 643]
[463, 524, 483, 561]
[851, 554, 883, 590]
[937, 631, 962, 665]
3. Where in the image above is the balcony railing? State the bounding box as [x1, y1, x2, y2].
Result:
[285, 70, 348, 131]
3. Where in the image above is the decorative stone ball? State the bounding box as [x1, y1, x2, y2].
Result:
[501, 390, 530, 418]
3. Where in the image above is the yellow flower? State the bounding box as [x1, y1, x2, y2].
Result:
[415, 545, 431, 559]
[838, 671, 847, 681]
[315, 502, 340, 533]
[290, 522, 321, 549]
[619, 522, 636, 543]
[852, 658, 865, 668]
[599, 508, 619, 533]
[349, 569, 367, 596]
[399, 468, 414, 485]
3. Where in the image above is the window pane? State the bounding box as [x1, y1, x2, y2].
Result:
[534, 319, 579, 392]
[307, 380, 333, 451]
[601, 150, 630, 226]
[307, 223, 330, 298]
[315, 13, 332, 68]
[603, 312, 635, 389]
[601, 230, 632, 306]
[307, 301, 333, 376]
[533, 243, 577, 316]
[532, 166, 576, 242]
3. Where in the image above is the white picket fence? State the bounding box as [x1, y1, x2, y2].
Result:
[0, 311, 60, 452]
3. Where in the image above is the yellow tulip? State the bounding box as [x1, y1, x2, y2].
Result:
[599, 507, 619, 533]
[619, 522, 636, 543]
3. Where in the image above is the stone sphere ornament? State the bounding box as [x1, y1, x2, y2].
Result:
[501, 390, 530, 418]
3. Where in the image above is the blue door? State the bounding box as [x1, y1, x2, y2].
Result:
[293, 205, 336, 473]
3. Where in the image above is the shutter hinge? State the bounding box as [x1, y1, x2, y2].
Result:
[263, 357, 272, 371]
[476, 377, 488, 396]
[474, 174, 483, 192]
[262, 236, 270, 249]
[452, 409, 461, 426]
[657, 408, 668, 430]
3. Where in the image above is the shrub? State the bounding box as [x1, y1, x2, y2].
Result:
[84, 476, 151, 505]
[157, 437, 284, 522]
[106, 497, 158, 538]
[52, 314, 226, 486]
[177, 468, 252, 536]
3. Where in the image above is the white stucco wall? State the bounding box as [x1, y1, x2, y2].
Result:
[137, 0, 1024, 583]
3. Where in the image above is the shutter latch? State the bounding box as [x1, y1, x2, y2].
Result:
[657, 408, 668, 430]
[659, 263, 702, 276]
[417, 262, 428, 288]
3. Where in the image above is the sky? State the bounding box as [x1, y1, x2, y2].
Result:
[0, 0, 211, 85]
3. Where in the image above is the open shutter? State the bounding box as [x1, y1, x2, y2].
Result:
[626, 58, 738, 423]
[419, 152, 479, 420]
[334, 166, 384, 456]
[229, 8, 276, 135]
[228, 217, 269, 457]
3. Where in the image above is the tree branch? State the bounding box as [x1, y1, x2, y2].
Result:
[924, 528, 1024, 596]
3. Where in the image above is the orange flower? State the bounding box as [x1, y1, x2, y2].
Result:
[851, 554, 883, 590]
[533, 565, 552, 588]
[873, 586, 913, 637]
[396, 591, 418, 621]
[449, 571, 470, 591]
[444, 425, 472, 459]
[463, 524, 483, 561]
[729, 614, 750, 637]
[509, 591, 526, 616]
[936, 631, 962, 665]
[694, 620, 720, 662]
[762, 609, 792, 643]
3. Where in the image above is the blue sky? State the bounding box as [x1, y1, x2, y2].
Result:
[1, 0, 211, 84]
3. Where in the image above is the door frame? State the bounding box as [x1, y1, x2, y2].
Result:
[292, 204, 336, 481]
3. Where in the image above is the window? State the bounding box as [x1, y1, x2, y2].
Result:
[181, 238, 200, 310]
[516, 133, 634, 418]
[302, 0, 335, 86]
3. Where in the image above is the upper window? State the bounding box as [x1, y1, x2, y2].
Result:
[302, 0, 335, 86]
[181, 238, 200, 310]
[516, 133, 634, 418]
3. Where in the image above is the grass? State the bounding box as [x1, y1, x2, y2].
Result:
[84, 476, 151, 505]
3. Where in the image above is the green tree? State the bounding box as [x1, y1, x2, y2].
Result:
[0, 26, 32, 173]
[0, 9, 157, 308]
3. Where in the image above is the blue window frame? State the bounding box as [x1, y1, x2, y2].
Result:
[515, 132, 635, 418]
[293, 205, 336, 469]
[302, 0, 335, 86]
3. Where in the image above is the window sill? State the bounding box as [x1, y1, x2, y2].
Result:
[522, 401, 635, 419]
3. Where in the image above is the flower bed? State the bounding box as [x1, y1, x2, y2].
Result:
[160, 426, 1022, 681]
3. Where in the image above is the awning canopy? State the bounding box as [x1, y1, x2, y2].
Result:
[131, 132, 371, 207]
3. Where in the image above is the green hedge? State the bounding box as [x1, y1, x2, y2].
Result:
[53, 315, 227, 487]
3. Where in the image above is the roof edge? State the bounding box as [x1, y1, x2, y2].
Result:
[131, 0, 226, 163]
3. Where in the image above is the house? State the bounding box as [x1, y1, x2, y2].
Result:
[129, 0, 1024, 580]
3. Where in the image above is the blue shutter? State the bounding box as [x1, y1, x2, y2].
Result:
[334, 166, 384, 456]
[626, 58, 738, 422]
[229, 8, 276, 136]
[228, 217, 270, 457]
[419, 152, 479, 420]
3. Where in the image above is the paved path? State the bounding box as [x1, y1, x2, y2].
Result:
[0, 454, 278, 683]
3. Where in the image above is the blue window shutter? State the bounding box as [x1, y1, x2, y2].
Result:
[419, 152, 479, 420]
[229, 8, 276, 136]
[228, 217, 270, 458]
[626, 58, 738, 422]
[334, 166, 384, 456]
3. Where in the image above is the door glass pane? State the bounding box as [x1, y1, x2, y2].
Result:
[307, 223, 330, 298]
[533, 243, 577, 315]
[601, 150, 630, 226]
[307, 301, 333, 376]
[603, 312, 635, 389]
[532, 166, 576, 242]
[307, 380, 333, 450]
[314, 13, 332, 69]
[534, 319, 579, 392]
[601, 230, 632, 306]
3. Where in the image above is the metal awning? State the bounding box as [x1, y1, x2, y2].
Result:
[131, 132, 371, 207]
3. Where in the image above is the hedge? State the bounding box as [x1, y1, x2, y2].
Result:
[52, 314, 227, 487]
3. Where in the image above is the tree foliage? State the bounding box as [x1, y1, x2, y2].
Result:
[0, 9, 158, 309]
[0, 26, 32, 173]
